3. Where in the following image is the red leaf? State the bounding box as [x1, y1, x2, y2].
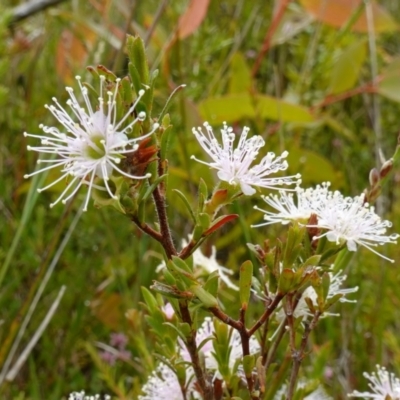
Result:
[203, 214, 238, 236]
[178, 0, 211, 39]
[299, 0, 397, 33]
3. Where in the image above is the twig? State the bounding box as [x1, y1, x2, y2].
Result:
[152, 186, 177, 258]
[144, 0, 169, 46]
[179, 302, 213, 400]
[249, 293, 284, 336]
[131, 215, 164, 242]
[10, 0, 69, 24]
[310, 81, 379, 111]
[252, 0, 292, 77]
[286, 312, 321, 399]
[208, 306, 242, 331]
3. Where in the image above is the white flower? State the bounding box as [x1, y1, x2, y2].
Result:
[161, 302, 175, 320]
[24, 75, 159, 211]
[179, 317, 260, 373]
[253, 183, 399, 262]
[314, 191, 399, 262]
[276, 270, 358, 321]
[156, 238, 238, 290]
[253, 183, 330, 226]
[139, 363, 200, 400]
[192, 243, 239, 290]
[349, 365, 400, 399]
[191, 122, 301, 195]
[274, 381, 332, 400]
[68, 392, 110, 400]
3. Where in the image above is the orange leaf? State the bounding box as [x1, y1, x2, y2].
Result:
[299, 0, 397, 33]
[56, 26, 97, 84]
[178, 0, 211, 39]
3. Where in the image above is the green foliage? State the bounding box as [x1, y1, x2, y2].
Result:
[1, 0, 400, 399]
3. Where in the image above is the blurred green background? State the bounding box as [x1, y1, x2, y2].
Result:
[1, 0, 400, 398]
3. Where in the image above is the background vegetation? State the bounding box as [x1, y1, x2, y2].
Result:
[1, 0, 400, 398]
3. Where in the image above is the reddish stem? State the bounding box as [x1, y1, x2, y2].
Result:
[252, 0, 292, 77]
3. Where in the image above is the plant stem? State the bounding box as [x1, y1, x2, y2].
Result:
[179, 302, 213, 400]
[249, 293, 284, 336]
[152, 186, 177, 258]
[252, 0, 292, 77]
[286, 312, 321, 399]
[131, 215, 164, 242]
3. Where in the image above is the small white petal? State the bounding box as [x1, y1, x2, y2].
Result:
[192, 122, 300, 195]
[254, 183, 398, 262]
[24, 77, 154, 210]
[349, 365, 400, 398]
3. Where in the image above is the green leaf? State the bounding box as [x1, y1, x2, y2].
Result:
[198, 212, 211, 230]
[141, 287, 158, 313]
[204, 271, 220, 298]
[283, 224, 305, 269]
[160, 124, 172, 161]
[198, 178, 208, 212]
[138, 174, 167, 203]
[163, 322, 191, 341]
[173, 189, 197, 223]
[278, 269, 296, 294]
[239, 260, 253, 309]
[171, 256, 194, 273]
[190, 285, 219, 308]
[301, 255, 321, 268]
[378, 58, 400, 103]
[287, 146, 340, 186]
[243, 354, 255, 377]
[126, 35, 149, 85]
[328, 40, 367, 95]
[229, 52, 253, 94]
[198, 94, 314, 124]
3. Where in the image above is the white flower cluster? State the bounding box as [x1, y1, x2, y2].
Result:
[156, 237, 238, 290]
[277, 270, 358, 321]
[24, 76, 158, 211]
[274, 380, 332, 400]
[68, 392, 110, 400]
[349, 365, 400, 399]
[253, 183, 399, 262]
[139, 317, 260, 399]
[139, 363, 200, 400]
[191, 122, 301, 195]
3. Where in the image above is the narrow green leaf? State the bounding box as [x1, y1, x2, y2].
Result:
[163, 322, 191, 341]
[243, 354, 255, 377]
[198, 212, 211, 230]
[141, 287, 158, 313]
[126, 35, 149, 84]
[138, 174, 167, 203]
[173, 189, 197, 223]
[190, 285, 219, 308]
[160, 124, 172, 161]
[198, 178, 208, 212]
[171, 256, 193, 273]
[278, 269, 296, 294]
